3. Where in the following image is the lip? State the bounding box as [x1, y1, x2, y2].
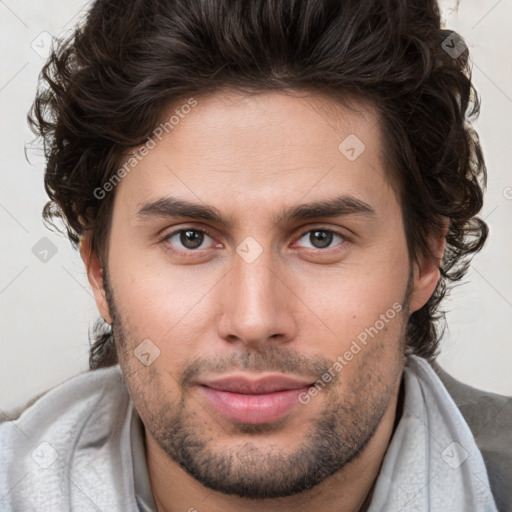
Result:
[199, 374, 313, 394]
[198, 374, 314, 424]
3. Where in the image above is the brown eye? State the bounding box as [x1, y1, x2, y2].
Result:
[296, 229, 344, 250]
[180, 230, 204, 249]
[165, 229, 214, 251]
[310, 230, 333, 248]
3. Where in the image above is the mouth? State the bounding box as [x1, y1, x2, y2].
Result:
[197, 374, 314, 424]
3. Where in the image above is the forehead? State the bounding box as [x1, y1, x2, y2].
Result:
[113, 89, 396, 221]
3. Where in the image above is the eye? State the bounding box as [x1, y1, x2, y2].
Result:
[164, 228, 216, 251]
[295, 229, 345, 250]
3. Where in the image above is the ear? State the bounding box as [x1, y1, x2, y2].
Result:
[80, 235, 112, 323]
[409, 218, 449, 313]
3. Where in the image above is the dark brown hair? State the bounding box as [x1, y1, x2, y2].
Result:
[29, 0, 487, 369]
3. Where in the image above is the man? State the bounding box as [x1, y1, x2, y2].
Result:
[1, 0, 510, 510]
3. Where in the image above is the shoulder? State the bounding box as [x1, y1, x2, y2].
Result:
[429, 359, 512, 512]
[0, 365, 136, 511]
[3, 365, 126, 423]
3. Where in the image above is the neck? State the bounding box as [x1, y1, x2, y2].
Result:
[145, 385, 403, 512]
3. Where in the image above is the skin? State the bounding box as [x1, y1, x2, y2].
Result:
[82, 89, 444, 512]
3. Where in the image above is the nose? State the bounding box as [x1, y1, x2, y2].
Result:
[216, 247, 298, 350]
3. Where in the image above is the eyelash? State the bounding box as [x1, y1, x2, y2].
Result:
[159, 226, 348, 255]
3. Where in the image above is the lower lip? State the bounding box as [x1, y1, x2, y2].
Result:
[200, 386, 310, 424]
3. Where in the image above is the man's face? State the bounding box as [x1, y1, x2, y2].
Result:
[87, 90, 435, 499]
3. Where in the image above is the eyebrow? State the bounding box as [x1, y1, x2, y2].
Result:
[136, 194, 376, 226]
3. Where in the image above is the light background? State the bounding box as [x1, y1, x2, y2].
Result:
[1, 0, 511, 415]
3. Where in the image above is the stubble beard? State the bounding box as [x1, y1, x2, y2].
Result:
[105, 274, 411, 499]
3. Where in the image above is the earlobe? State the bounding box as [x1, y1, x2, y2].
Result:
[409, 219, 448, 313]
[80, 236, 112, 323]
[409, 260, 440, 313]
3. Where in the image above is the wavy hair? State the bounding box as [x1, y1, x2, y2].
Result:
[29, 0, 487, 368]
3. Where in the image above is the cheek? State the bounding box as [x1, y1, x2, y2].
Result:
[107, 252, 224, 384]
[292, 261, 409, 383]
[295, 256, 408, 341]
[122, 362, 179, 432]
[108, 247, 216, 337]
